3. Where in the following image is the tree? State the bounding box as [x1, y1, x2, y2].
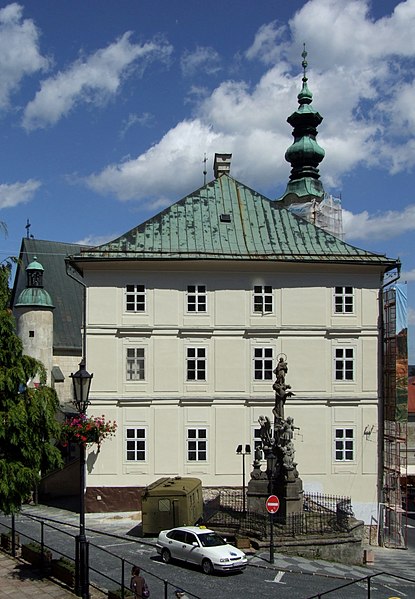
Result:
[0, 261, 63, 514]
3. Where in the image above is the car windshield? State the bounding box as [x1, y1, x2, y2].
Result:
[197, 532, 227, 547]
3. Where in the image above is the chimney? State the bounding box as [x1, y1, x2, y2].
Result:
[213, 153, 232, 178]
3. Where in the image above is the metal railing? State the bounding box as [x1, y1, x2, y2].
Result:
[0, 513, 200, 599]
[204, 489, 354, 539]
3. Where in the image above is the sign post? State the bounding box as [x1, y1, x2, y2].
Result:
[266, 495, 280, 564]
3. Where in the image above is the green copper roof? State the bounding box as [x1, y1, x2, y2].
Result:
[280, 45, 325, 203]
[27, 257, 44, 271]
[73, 174, 397, 269]
[15, 287, 54, 308]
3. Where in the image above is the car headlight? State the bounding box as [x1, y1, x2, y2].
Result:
[219, 558, 230, 563]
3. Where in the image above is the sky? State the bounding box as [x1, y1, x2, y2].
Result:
[0, 0, 414, 361]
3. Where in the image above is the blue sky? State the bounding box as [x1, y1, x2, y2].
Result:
[0, 0, 414, 361]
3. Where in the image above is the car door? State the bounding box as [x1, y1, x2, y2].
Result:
[183, 531, 202, 565]
[167, 530, 187, 560]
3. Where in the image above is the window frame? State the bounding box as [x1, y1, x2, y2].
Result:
[333, 286, 354, 315]
[333, 427, 355, 462]
[186, 427, 208, 462]
[125, 426, 147, 462]
[187, 284, 207, 313]
[253, 285, 273, 314]
[253, 346, 274, 381]
[126, 346, 146, 381]
[125, 284, 146, 313]
[334, 346, 355, 382]
[186, 346, 207, 381]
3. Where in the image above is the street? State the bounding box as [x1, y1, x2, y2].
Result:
[1, 511, 415, 598]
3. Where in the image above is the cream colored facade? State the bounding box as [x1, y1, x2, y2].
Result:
[83, 261, 383, 522]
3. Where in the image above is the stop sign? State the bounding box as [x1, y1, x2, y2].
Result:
[266, 495, 280, 514]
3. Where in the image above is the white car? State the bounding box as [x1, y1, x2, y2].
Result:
[156, 525, 247, 574]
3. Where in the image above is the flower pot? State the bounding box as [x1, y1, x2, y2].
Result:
[21, 543, 52, 569]
[1, 532, 19, 552]
[51, 558, 75, 587]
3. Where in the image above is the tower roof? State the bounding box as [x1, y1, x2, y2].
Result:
[279, 45, 326, 205]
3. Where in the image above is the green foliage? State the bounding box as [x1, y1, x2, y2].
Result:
[0, 262, 63, 514]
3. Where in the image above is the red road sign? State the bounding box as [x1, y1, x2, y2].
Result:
[266, 495, 280, 514]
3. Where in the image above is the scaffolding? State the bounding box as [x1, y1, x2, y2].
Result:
[381, 286, 408, 548]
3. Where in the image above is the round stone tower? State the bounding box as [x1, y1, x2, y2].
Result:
[14, 256, 55, 384]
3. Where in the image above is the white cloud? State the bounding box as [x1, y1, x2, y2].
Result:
[0, 179, 41, 209]
[0, 3, 49, 110]
[245, 21, 286, 64]
[86, 119, 223, 201]
[343, 204, 415, 241]
[22, 32, 172, 130]
[181, 46, 221, 77]
[84, 0, 415, 203]
[74, 233, 119, 247]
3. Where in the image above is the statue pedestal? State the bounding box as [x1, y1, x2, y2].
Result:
[247, 469, 303, 521]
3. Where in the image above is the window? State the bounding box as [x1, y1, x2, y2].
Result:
[252, 427, 263, 456]
[126, 284, 146, 312]
[187, 428, 207, 461]
[334, 347, 354, 381]
[254, 347, 273, 380]
[186, 347, 206, 381]
[334, 286, 353, 314]
[187, 285, 206, 312]
[126, 427, 146, 461]
[334, 428, 354, 461]
[126, 347, 145, 380]
[253, 285, 273, 313]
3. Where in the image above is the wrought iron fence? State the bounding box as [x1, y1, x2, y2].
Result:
[204, 489, 354, 540]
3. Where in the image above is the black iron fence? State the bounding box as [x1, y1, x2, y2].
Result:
[0, 512, 200, 599]
[204, 489, 354, 540]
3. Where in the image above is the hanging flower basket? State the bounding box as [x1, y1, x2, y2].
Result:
[61, 414, 117, 449]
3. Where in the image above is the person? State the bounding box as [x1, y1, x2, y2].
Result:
[174, 590, 190, 599]
[130, 566, 147, 598]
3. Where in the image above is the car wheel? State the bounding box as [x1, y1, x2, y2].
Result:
[161, 548, 171, 564]
[202, 559, 213, 575]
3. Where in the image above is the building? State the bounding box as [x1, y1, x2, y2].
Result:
[12, 58, 400, 522]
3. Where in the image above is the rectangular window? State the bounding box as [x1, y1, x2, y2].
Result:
[253, 427, 262, 455]
[334, 428, 354, 461]
[126, 347, 145, 380]
[187, 285, 207, 312]
[186, 347, 206, 381]
[126, 427, 146, 461]
[334, 286, 354, 314]
[126, 284, 146, 312]
[187, 428, 207, 461]
[253, 285, 273, 313]
[254, 347, 273, 380]
[334, 347, 354, 381]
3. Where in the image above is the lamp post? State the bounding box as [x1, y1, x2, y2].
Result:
[70, 360, 93, 599]
[236, 444, 251, 514]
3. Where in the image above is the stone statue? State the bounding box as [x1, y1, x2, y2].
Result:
[272, 356, 295, 419]
[258, 415, 273, 455]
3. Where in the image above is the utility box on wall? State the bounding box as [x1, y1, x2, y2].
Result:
[141, 477, 203, 535]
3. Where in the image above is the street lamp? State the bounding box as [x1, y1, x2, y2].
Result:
[70, 360, 93, 599]
[236, 444, 251, 514]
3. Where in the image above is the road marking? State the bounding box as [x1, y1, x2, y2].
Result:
[384, 582, 407, 597]
[265, 571, 286, 584]
[97, 541, 136, 548]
